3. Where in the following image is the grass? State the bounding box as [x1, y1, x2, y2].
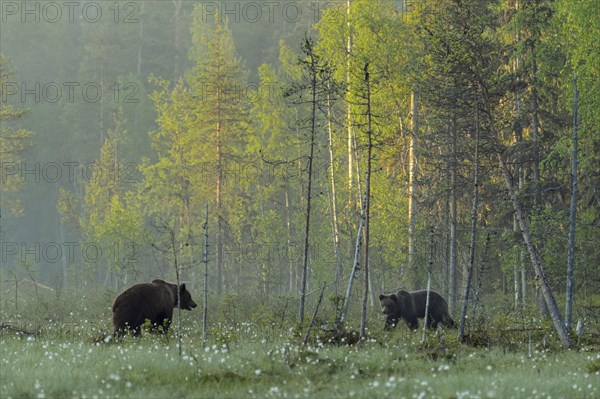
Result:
[1, 289, 599, 398]
[1, 331, 598, 398]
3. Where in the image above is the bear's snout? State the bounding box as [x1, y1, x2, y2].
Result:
[185, 301, 197, 310]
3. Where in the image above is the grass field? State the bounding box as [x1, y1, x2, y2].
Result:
[1, 328, 599, 398]
[1, 290, 599, 398]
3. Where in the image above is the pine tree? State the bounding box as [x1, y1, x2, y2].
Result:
[188, 9, 249, 294]
[0, 54, 34, 218]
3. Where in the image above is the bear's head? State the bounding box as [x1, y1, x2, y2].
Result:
[177, 283, 197, 310]
[379, 290, 412, 330]
[379, 293, 400, 330]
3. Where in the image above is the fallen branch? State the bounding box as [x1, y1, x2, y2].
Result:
[0, 323, 36, 336]
[302, 283, 326, 347]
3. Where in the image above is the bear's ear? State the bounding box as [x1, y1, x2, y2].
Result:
[378, 294, 385, 301]
[390, 294, 398, 303]
[179, 283, 186, 292]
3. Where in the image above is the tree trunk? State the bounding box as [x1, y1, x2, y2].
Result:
[565, 72, 578, 329]
[498, 153, 573, 348]
[422, 227, 434, 343]
[346, 0, 354, 209]
[448, 116, 458, 310]
[172, 0, 182, 78]
[326, 84, 342, 298]
[284, 174, 295, 292]
[470, 231, 490, 336]
[214, 24, 224, 294]
[136, 0, 144, 76]
[170, 229, 183, 357]
[202, 205, 209, 346]
[458, 107, 480, 340]
[514, 202, 522, 311]
[408, 91, 418, 279]
[303, 283, 326, 346]
[360, 63, 373, 341]
[299, 40, 318, 323]
[443, 167, 450, 297]
[339, 186, 367, 326]
[530, 39, 541, 206]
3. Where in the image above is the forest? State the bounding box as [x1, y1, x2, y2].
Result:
[1, 0, 599, 397]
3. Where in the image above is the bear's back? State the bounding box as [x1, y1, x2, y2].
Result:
[112, 282, 175, 313]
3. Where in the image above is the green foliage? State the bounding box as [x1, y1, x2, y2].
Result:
[0, 54, 34, 217]
[1, 0, 598, 352]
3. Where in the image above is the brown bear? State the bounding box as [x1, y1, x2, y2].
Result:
[112, 279, 197, 337]
[378, 289, 456, 331]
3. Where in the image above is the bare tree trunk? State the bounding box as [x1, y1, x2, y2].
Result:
[470, 231, 490, 336]
[58, 208, 68, 290]
[299, 39, 319, 323]
[284, 175, 295, 292]
[360, 63, 373, 341]
[326, 84, 342, 297]
[10, 271, 18, 310]
[530, 40, 541, 207]
[172, 0, 182, 78]
[137, 0, 144, 76]
[421, 226, 434, 343]
[458, 107, 480, 340]
[514, 129, 524, 311]
[521, 249, 527, 304]
[513, 163, 526, 312]
[346, 0, 354, 207]
[169, 229, 183, 357]
[443, 168, 450, 296]
[214, 24, 224, 294]
[448, 116, 458, 310]
[408, 91, 418, 279]
[513, 212, 522, 311]
[565, 72, 578, 329]
[498, 153, 573, 348]
[303, 283, 326, 347]
[202, 205, 209, 346]
[340, 187, 367, 326]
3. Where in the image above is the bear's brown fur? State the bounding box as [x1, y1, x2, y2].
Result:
[378, 289, 455, 331]
[112, 279, 197, 336]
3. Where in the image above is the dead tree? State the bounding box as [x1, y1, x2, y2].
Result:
[202, 205, 209, 346]
[302, 283, 326, 347]
[339, 186, 368, 326]
[458, 105, 481, 340]
[422, 226, 434, 343]
[360, 62, 373, 341]
[470, 231, 491, 336]
[565, 72, 578, 330]
[498, 153, 573, 348]
[283, 36, 333, 323]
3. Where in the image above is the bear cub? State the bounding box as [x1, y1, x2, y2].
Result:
[112, 279, 197, 336]
[379, 289, 456, 331]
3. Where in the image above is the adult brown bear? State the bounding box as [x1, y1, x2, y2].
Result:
[378, 289, 455, 330]
[112, 279, 197, 336]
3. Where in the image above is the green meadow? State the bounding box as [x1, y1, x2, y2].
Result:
[1, 292, 598, 399]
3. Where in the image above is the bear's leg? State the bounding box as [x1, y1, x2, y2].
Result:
[114, 319, 138, 337]
[430, 310, 445, 329]
[113, 326, 125, 337]
[152, 310, 173, 334]
[405, 317, 419, 330]
[150, 316, 166, 333]
[162, 309, 173, 334]
[442, 314, 456, 328]
[428, 317, 438, 329]
[132, 325, 142, 336]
